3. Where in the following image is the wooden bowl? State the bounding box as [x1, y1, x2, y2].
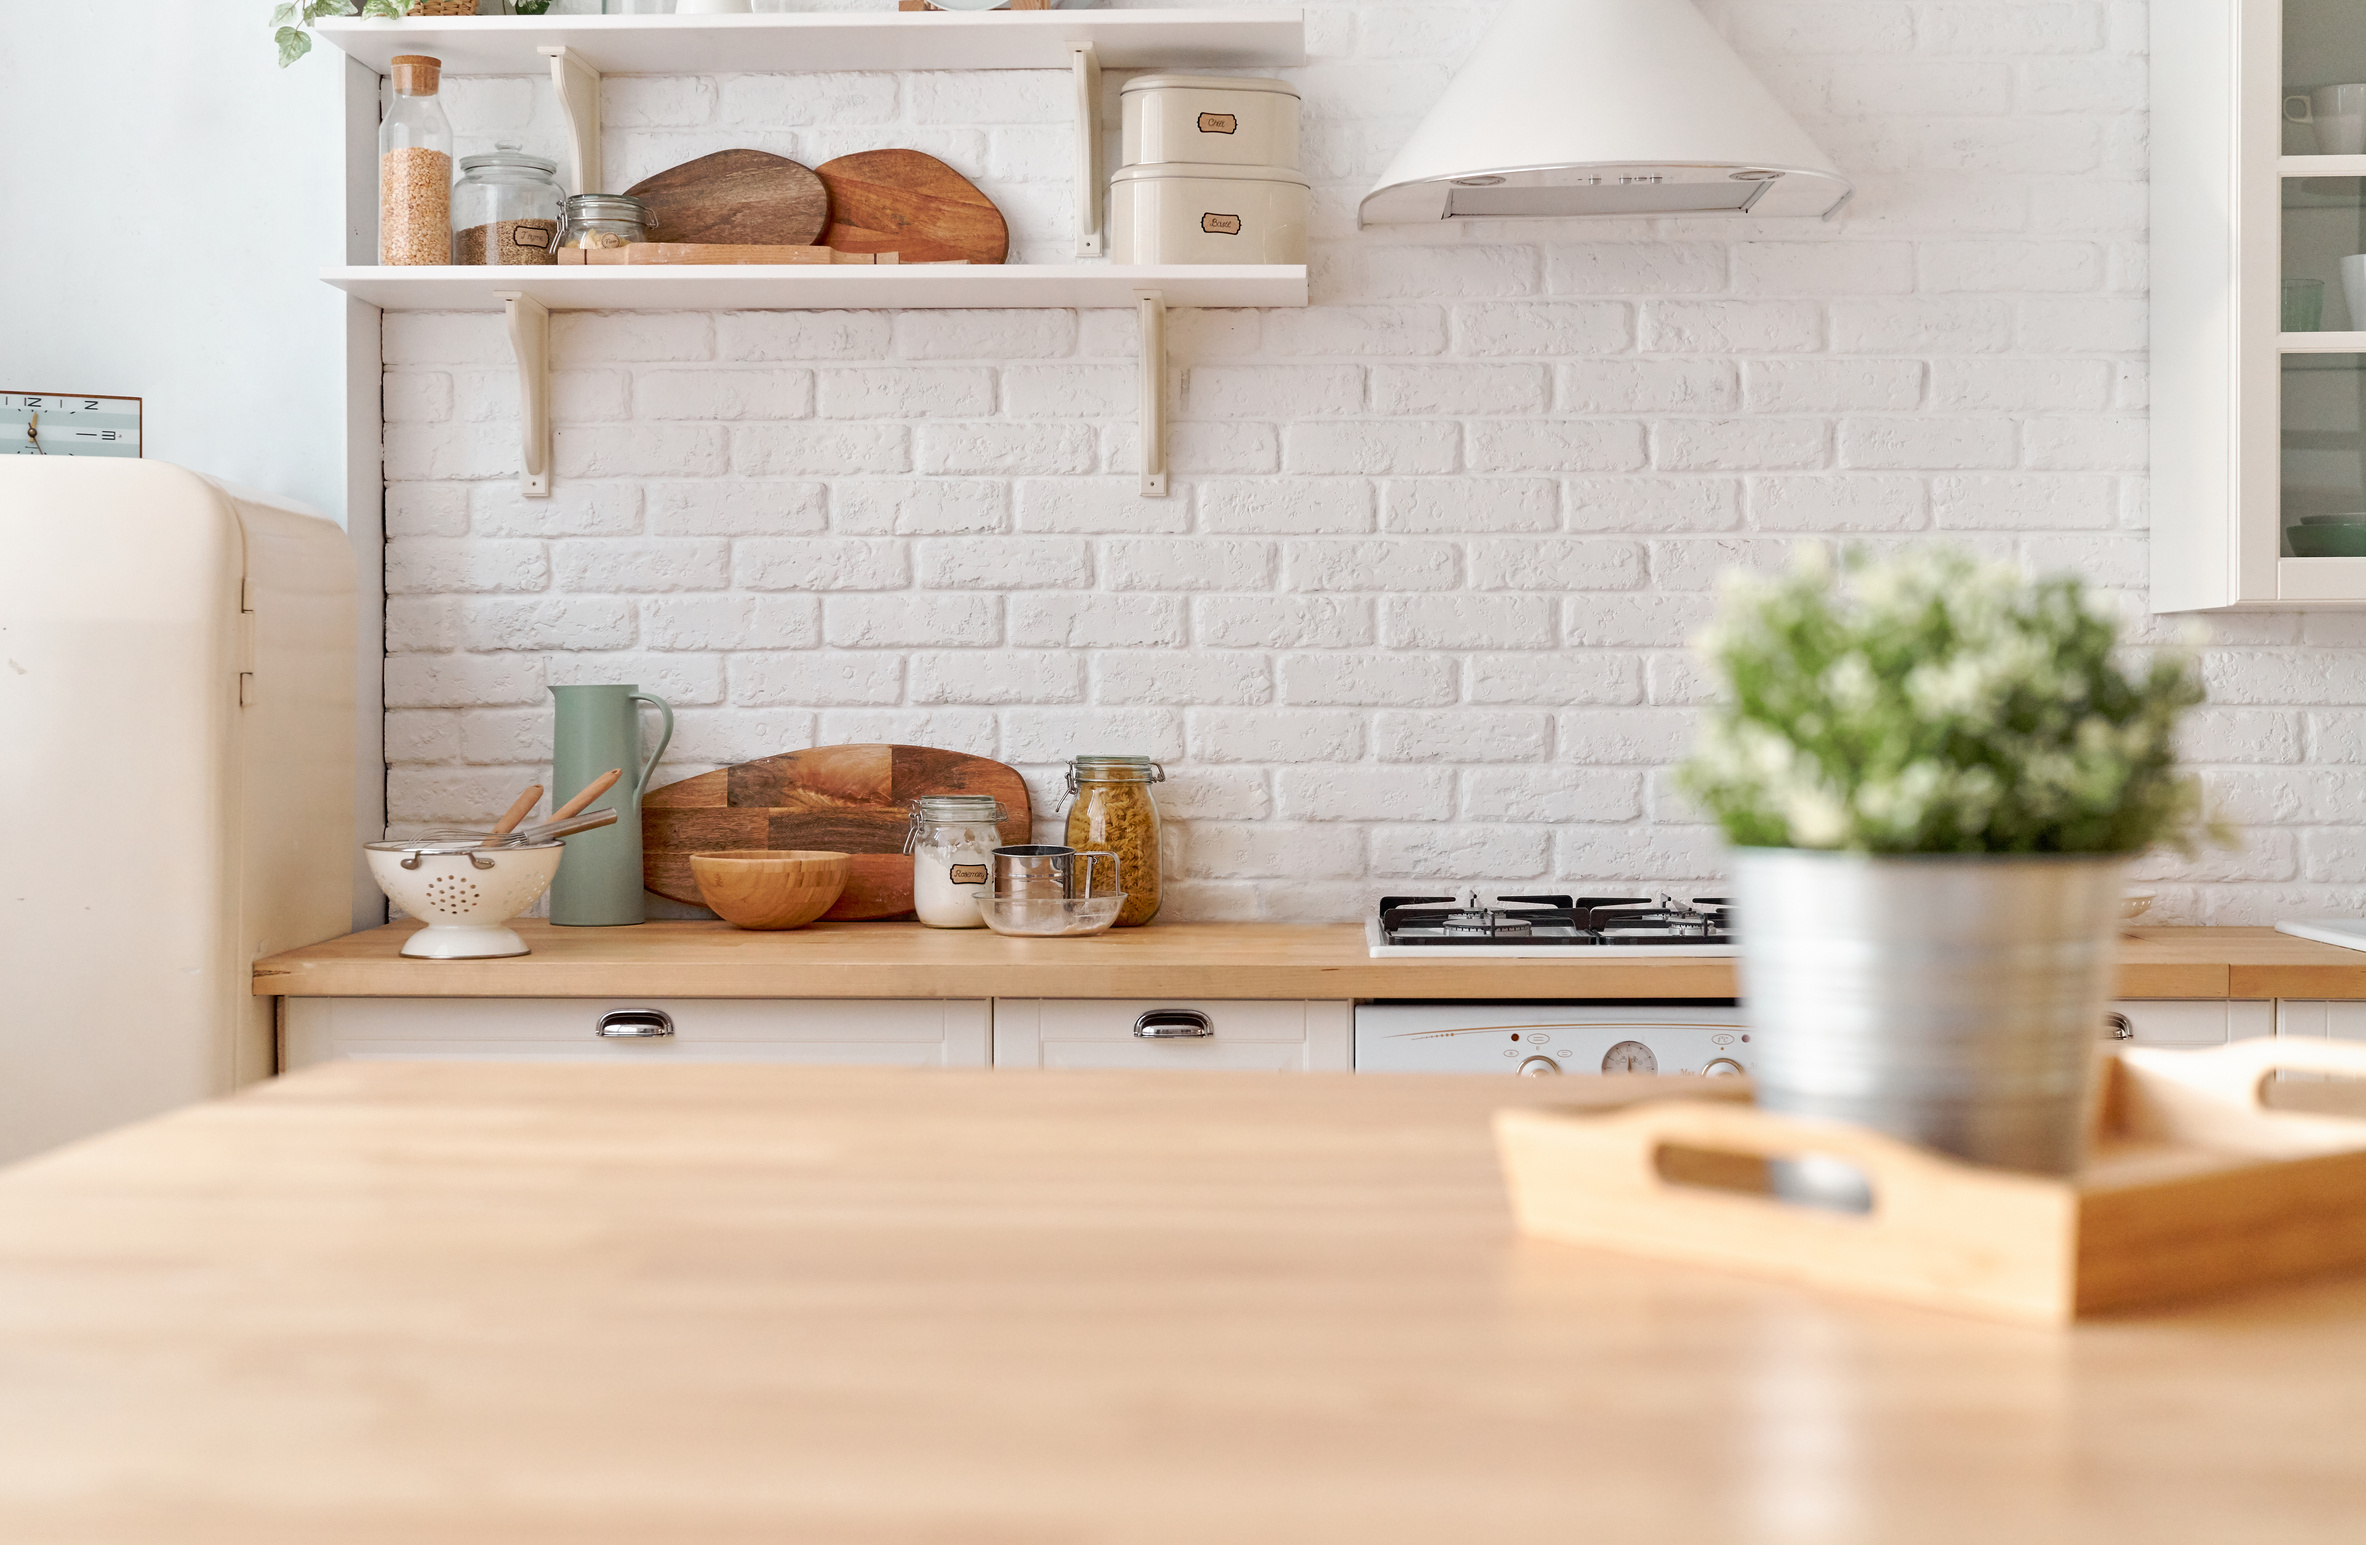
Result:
[689, 851, 851, 930]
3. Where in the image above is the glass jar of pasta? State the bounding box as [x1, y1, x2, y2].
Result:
[1063, 755, 1165, 927]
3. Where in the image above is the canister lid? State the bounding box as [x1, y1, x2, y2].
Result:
[459, 146, 559, 177]
[1107, 162, 1310, 187]
[1121, 74, 1300, 99]
[1070, 755, 1167, 784]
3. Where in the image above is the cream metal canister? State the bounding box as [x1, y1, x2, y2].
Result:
[1120, 74, 1301, 170]
[1109, 163, 1309, 265]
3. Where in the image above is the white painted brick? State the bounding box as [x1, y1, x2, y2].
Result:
[1369, 363, 1550, 416]
[730, 423, 910, 477]
[1469, 537, 1647, 591]
[1351, 245, 1541, 301]
[2023, 416, 2147, 470]
[1000, 708, 1184, 766]
[1166, 421, 1284, 476]
[1194, 595, 1374, 650]
[815, 368, 993, 420]
[2027, 179, 2146, 232]
[1385, 478, 1559, 533]
[1139, 774, 1274, 827]
[1650, 537, 1816, 592]
[384, 422, 520, 482]
[555, 425, 729, 479]
[823, 592, 1000, 653]
[1265, 306, 1449, 357]
[1372, 825, 1551, 881]
[1013, 478, 1186, 535]
[1640, 300, 1824, 353]
[1278, 653, 1459, 707]
[1566, 478, 1743, 533]
[911, 651, 1083, 706]
[1467, 420, 1648, 474]
[716, 72, 898, 127]
[2015, 298, 2146, 351]
[1278, 765, 1456, 822]
[717, 311, 893, 363]
[555, 538, 729, 593]
[1824, 115, 2102, 177]
[388, 483, 470, 538]
[455, 597, 636, 653]
[1284, 539, 1460, 593]
[832, 479, 1006, 537]
[1000, 364, 1132, 420]
[1829, 298, 2015, 353]
[2018, 532, 2147, 588]
[1732, 242, 1914, 295]
[645, 481, 825, 537]
[1932, 473, 2117, 530]
[1920, 240, 2104, 293]
[1282, 422, 1458, 476]
[1921, 4, 2104, 54]
[1096, 652, 1273, 707]
[664, 707, 818, 770]
[983, 125, 1069, 184]
[643, 595, 819, 653]
[387, 538, 547, 596]
[1462, 767, 1645, 824]
[1010, 594, 1187, 650]
[1201, 479, 1377, 535]
[1556, 708, 1698, 764]
[1554, 823, 1725, 884]
[1376, 710, 1551, 764]
[1178, 824, 1365, 882]
[552, 313, 712, 365]
[894, 310, 1075, 360]
[602, 75, 715, 128]
[544, 652, 724, 707]
[1656, 418, 1827, 472]
[1750, 474, 1929, 531]
[735, 539, 909, 593]
[385, 709, 461, 766]
[730, 651, 903, 708]
[384, 372, 450, 423]
[816, 709, 1000, 758]
[1741, 359, 1925, 412]
[917, 423, 1097, 477]
[384, 597, 460, 655]
[1838, 416, 2017, 470]
[907, 69, 1066, 122]
[1450, 302, 1632, 356]
[1562, 593, 1719, 648]
[1105, 538, 1274, 592]
[917, 537, 1091, 590]
[1825, 59, 2015, 113]
[1557, 360, 1739, 414]
[385, 652, 547, 710]
[384, 313, 506, 368]
[1189, 709, 1367, 764]
[1470, 653, 1644, 706]
[1544, 245, 1726, 295]
[1183, 365, 1364, 419]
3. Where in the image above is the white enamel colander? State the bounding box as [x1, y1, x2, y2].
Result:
[365, 840, 567, 959]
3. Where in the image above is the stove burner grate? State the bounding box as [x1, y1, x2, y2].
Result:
[1377, 891, 1734, 948]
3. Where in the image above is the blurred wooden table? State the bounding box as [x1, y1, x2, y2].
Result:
[0, 1063, 2361, 1543]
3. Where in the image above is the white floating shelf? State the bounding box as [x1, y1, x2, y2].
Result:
[313, 10, 1305, 76]
[320, 263, 1306, 311]
[2280, 155, 2366, 177]
[2279, 331, 2366, 353]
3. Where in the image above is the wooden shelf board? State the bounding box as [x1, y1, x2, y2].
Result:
[321, 263, 1306, 311]
[313, 10, 1306, 76]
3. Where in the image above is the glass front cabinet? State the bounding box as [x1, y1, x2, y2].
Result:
[2155, 0, 2366, 607]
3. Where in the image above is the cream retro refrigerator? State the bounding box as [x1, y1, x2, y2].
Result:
[0, 459, 355, 1162]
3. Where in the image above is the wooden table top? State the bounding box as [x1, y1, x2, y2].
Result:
[252, 921, 2366, 1001]
[0, 1063, 2360, 1542]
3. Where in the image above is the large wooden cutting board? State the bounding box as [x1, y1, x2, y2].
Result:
[624, 150, 830, 247]
[816, 150, 1008, 265]
[643, 745, 1030, 921]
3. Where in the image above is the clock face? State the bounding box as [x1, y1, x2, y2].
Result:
[2, 392, 141, 458]
[1600, 1040, 1659, 1074]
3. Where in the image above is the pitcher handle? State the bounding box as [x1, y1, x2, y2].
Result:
[1083, 849, 1120, 899]
[628, 693, 674, 800]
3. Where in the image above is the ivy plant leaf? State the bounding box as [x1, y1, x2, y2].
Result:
[270, 3, 297, 27]
[275, 25, 313, 66]
[358, 0, 405, 15]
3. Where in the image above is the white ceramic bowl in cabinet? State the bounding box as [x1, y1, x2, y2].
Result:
[1120, 74, 1301, 170]
[1109, 163, 1309, 265]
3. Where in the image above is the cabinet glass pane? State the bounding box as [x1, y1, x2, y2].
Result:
[2281, 353, 2366, 554]
[2285, 0, 2366, 155]
[2283, 176, 2366, 332]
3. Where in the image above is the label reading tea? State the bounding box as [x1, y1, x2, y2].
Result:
[1201, 212, 1244, 235]
[1197, 112, 1239, 134]
[950, 864, 990, 886]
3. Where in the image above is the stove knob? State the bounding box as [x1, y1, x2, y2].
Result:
[1702, 1057, 1746, 1077]
[1516, 1055, 1563, 1077]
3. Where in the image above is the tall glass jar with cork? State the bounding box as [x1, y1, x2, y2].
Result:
[379, 55, 453, 265]
[1063, 756, 1165, 927]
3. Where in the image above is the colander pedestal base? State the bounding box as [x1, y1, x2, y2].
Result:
[400, 924, 531, 960]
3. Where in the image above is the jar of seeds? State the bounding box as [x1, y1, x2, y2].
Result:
[1063, 755, 1165, 927]
[558, 194, 651, 251]
[452, 145, 562, 265]
[379, 55, 454, 266]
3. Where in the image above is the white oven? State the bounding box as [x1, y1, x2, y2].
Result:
[1354, 1003, 1749, 1077]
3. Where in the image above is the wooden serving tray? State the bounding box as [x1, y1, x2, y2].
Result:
[1498, 1037, 2366, 1325]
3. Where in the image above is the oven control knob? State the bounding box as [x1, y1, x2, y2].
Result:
[1516, 1055, 1563, 1077]
[1702, 1057, 1746, 1077]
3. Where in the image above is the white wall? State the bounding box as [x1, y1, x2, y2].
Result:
[0, 1, 351, 519]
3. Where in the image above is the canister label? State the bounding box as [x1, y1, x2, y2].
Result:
[1201, 213, 1244, 235]
[1197, 112, 1239, 134]
[950, 864, 990, 886]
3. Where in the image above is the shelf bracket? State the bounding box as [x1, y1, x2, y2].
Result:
[541, 45, 602, 199]
[1072, 43, 1103, 259]
[497, 291, 552, 499]
[1138, 289, 1167, 499]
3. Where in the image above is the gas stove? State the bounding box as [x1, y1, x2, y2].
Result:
[1366, 892, 1736, 958]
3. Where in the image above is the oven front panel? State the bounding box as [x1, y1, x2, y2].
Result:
[1353, 1003, 1749, 1076]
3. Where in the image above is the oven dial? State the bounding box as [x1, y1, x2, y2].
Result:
[1516, 1055, 1562, 1077]
[1702, 1057, 1746, 1077]
[1601, 1040, 1658, 1074]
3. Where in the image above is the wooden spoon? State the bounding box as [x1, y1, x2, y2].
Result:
[551, 769, 623, 823]
[490, 784, 544, 836]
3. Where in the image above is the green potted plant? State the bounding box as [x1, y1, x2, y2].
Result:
[1679, 547, 2217, 1201]
[276, 0, 537, 67]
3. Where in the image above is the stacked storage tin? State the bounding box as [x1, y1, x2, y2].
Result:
[1110, 75, 1308, 264]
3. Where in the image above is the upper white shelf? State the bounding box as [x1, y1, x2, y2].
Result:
[320, 263, 1308, 311]
[312, 9, 1307, 75]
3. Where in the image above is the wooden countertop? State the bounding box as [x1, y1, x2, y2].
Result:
[1, 1062, 2360, 1542]
[252, 920, 2366, 1000]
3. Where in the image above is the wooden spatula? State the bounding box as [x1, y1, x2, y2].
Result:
[624, 150, 830, 247]
[816, 150, 1008, 265]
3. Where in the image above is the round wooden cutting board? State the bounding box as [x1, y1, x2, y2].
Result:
[624, 150, 830, 246]
[816, 150, 1009, 265]
[642, 744, 1031, 921]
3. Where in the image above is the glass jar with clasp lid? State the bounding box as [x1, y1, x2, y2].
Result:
[906, 795, 1009, 929]
[452, 145, 562, 265]
[558, 194, 651, 253]
[1063, 755, 1166, 927]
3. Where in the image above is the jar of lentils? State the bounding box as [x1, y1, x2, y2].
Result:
[1063, 755, 1165, 927]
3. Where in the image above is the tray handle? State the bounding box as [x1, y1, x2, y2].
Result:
[2117, 1036, 2366, 1154]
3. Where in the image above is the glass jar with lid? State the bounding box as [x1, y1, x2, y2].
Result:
[452, 145, 562, 265]
[1063, 756, 1165, 927]
[558, 194, 651, 252]
[906, 795, 1008, 928]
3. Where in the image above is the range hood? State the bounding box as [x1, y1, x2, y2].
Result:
[1359, 0, 1851, 226]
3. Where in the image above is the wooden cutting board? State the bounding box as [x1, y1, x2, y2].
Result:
[624, 150, 830, 247]
[816, 150, 1008, 265]
[643, 745, 1030, 921]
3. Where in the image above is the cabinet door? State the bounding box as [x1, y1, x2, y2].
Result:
[282, 998, 990, 1071]
[993, 1000, 1352, 1072]
[2274, 1001, 2366, 1040]
[2107, 1000, 2275, 1047]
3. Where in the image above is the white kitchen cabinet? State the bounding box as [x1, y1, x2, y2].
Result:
[2107, 1000, 2274, 1047]
[993, 999, 1352, 1072]
[2154, 0, 2366, 608]
[281, 998, 990, 1071]
[2273, 1001, 2366, 1040]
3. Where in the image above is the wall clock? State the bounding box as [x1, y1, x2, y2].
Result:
[1, 392, 141, 458]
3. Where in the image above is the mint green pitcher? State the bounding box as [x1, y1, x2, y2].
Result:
[549, 684, 673, 927]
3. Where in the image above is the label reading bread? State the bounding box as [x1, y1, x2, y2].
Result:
[1201, 212, 1244, 235]
[950, 864, 990, 886]
[1197, 112, 1239, 135]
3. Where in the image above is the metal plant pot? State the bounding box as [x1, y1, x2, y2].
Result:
[1729, 848, 2126, 1206]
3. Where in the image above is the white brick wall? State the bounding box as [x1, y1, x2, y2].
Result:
[382, 0, 2363, 925]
